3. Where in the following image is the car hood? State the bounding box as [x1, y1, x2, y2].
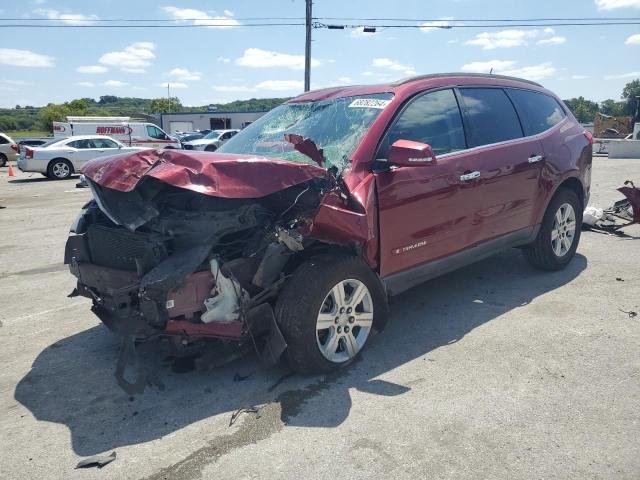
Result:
[81, 148, 328, 198]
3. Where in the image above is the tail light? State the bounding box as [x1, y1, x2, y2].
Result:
[584, 130, 593, 145]
[25, 148, 33, 159]
[10, 143, 19, 152]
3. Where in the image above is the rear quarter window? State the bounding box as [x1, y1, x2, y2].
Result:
[507, 89, 566, 136]
[459, 88, 523, 147]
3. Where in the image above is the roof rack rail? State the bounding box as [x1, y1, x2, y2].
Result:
[391, 72, 543, 88]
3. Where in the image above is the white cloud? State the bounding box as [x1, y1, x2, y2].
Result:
[626, 33, 640, 45]
[466, 28, 565, 49]
[419, 19, 452, 33]
[158, 81, 188, 89]
[501, 62, 556, 80]
[338, 76, 352, 83]
[361, 71, 374, 76]
[34, 8, 98, 25]
[0, 79, 34, 86]
[255, 80, 304, 91]
[0, 48, 54, 67]
[236, 48, 319, 70]
[77, 81, 95, 87]
[77, 65, 108, 74]
[571, 75, 589, 80]
[460, 60, 556, 81]
[99, 42, 155, 73]
[466, 30, 538, 49]
[537, 36, 567, 46]
[460, 60, 517, 72]
[169, 67, 201, 81]
[372, 58, 416, 75]
[161, 6, 240, 28]
[217, 57, 231, 63]
[604, 71, 640, 79]
[595, 0, 640, 10]
[102, 80, 128, 87]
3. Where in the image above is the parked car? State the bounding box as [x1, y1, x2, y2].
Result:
[0, 133, 19, 166]
[182, 129, 239, 151]
[54, 117, 181, 149]
[176, 132, 205, 143]
[18, 135, 148, 179]
[65, 73, 591, 390]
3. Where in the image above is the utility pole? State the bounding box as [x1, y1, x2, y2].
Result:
[304, 0, 312, 92]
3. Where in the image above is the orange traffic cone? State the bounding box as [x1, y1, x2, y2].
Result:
[7, 164, 16, 177]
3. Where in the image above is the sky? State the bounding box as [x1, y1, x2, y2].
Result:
[0, 0, 639, 108]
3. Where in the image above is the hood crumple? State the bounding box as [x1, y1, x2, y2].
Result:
[81, 149, 328, 198]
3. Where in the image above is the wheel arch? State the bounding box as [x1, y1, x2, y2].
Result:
[554, 176, 585, 209]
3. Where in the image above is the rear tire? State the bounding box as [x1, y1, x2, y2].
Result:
[47, 158, 73, 180]
[0, 153, 7, 167]
[275, 254, 388, 374]
[522, 188, 582, 271]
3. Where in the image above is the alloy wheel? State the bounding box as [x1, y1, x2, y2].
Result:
[551, 202, 576, 257]
[52, 162, 70, 179]
[316, 278, 373, 363]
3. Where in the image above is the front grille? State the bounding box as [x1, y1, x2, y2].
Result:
[87, 224, 167, 271]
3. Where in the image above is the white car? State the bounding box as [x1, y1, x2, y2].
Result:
[17, 135, 148, 180]
[183, 129, 239, 152]
[0, 133, 19, 167]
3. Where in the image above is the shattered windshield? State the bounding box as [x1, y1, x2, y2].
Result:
[218, 93, 393, 170]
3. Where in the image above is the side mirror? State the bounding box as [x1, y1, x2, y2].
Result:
[388, 139, 437, 166]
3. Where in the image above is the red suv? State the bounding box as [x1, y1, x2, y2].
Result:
[65, 73, 591, 388]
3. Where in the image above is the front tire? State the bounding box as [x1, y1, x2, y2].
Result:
[0, 153, 7, 167]
[205, 145, 217, 152]
[47, 159, 73, 180]
[522, 188, 582, 271]
[275, 254, 388, 374]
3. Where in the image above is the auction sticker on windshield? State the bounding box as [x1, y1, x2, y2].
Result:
[348, 98, 391, 109]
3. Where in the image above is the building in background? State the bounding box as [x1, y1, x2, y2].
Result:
[157, 110, 269, 133]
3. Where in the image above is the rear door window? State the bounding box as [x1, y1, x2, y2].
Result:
[507, 89, 566, 136]
[68, 139, 95, 149]
[459, 88, 523, 147]
[92, 138, 119, 148]
[380, 88, 466, 157]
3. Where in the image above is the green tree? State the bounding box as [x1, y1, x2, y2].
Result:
[599, 99, 626, 116]
[38, 99, 89, 132]
[564, 97, 599, 123]
[149, 97, 183, 113]
[621, 79, 640, 117]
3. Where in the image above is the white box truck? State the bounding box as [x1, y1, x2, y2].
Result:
[53, 116, 181, 149]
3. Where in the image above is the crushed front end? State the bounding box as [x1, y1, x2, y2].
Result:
[64, 150, 353, 392]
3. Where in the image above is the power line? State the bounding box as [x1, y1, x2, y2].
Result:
[2, 20, 639, 29]
[315, 21, 640, 29]
[2, 16, 639, 22]
[0, 23, 305, 28]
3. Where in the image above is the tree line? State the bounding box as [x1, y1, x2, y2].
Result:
[0, 79, 638, 134]
[0, 95, 290, 133]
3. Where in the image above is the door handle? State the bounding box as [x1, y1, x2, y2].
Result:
[459, 171, 481, 182]
[528, 154, 545, 163]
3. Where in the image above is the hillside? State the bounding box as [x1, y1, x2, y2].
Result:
[0, 96, 290, 134]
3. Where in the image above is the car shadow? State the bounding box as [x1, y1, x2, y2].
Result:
[8, 176, 77, 184]
[14, 248, 587, 456]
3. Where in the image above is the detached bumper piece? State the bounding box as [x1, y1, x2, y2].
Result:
[583, 180, 640, 233]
